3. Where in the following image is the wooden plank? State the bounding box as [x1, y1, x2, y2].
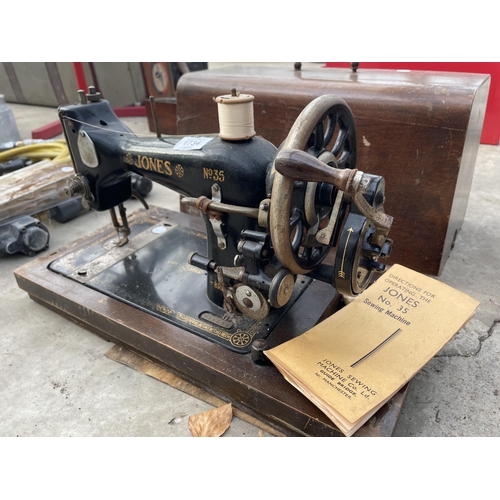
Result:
[0, 159, 73, 225]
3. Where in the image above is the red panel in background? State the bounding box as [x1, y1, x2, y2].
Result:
[324, 62, 500, 145]
[72, 62, 88, 92]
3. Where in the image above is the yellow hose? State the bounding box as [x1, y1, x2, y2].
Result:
[0, 140, 71, 165]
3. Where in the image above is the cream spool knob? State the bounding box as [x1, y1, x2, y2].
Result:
[215, 91, 256, 141]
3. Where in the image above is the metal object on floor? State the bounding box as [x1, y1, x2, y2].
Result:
[0, 215, 49, 256]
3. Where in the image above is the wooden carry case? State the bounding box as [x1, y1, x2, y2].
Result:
[172, 65, 489, 276]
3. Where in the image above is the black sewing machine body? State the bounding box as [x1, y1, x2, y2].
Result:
[55, 89, 393, 356]
[61, 99, 274, 210]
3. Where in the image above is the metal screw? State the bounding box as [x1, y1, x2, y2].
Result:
[253, 339, 267, 349]
[78, 90, 87, 104]
[251, 338, 270, 365]
[86, 86, 102, 102]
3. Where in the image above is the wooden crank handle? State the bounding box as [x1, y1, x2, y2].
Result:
[274, 149, 358, 193]
[274, 148, 393, 240]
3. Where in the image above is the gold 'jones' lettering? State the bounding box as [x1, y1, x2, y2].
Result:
[134, 155, 173, 176]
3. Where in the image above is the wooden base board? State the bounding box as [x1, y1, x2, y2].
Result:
[14, 206, 407, 437]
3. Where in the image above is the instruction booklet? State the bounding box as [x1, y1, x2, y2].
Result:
[265, 264, 479, 436]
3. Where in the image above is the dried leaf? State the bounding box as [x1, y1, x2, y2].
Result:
[188, 403, 233, 437]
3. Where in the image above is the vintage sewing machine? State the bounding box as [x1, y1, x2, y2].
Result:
[12, 85, 400, 435]
[50, 86, 393, 359]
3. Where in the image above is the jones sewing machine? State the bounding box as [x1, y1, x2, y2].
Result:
[50, 86, 393, 359]
[13, 85, 399, 435]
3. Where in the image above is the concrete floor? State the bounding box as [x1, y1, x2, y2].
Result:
[1, 79, 500, 439]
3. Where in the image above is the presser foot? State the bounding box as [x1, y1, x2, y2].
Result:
[109, 203, 131, 247]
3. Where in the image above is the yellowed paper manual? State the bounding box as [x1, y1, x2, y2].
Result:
[265, 264, 479, 436]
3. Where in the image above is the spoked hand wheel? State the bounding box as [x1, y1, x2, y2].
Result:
[270, 95, 357, 275]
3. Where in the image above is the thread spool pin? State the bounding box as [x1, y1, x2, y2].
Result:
[215, 90, 256, 141]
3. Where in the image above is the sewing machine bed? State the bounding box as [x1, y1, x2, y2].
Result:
[47, 213, 311, 354]
[14, 206, 407, 437]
